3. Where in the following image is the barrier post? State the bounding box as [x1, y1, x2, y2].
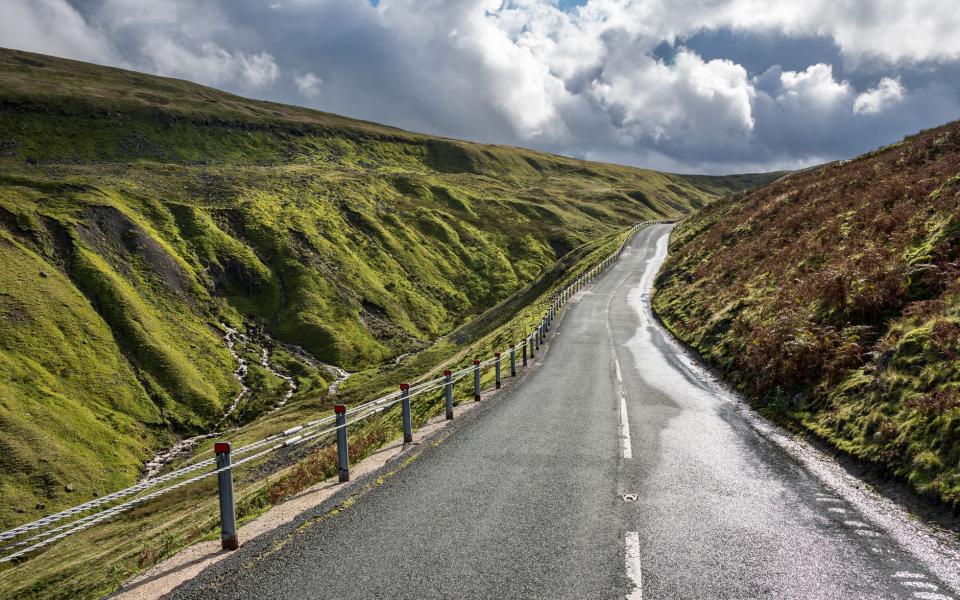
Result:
[510, 346, 517, 376]
[523, 338, 528, 365]
[214, 442, 238, 551]
[444, 370, 454, 420]
[473, 360, 481, 401]
[495, 352, 502, 389]
[400, 384, 413, 443]
[335, 405, 349, 482]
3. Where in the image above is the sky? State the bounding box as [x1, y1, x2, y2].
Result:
[2, 1, 960, 174]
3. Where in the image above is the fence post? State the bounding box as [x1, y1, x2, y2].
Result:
[473, 360, 481, 401]
[214, 442, 238, 551]
[532, 330, 538, 354]
[400, 384, 413, 444]
[335, 404, 349, 482]
[444, 370, 454, 420]
[495, 352, 502, 389]
[510, 346, 517, 376]
[523, 338, 528, 365]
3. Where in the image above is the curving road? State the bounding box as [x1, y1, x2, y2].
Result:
[170, 224, 958, 600]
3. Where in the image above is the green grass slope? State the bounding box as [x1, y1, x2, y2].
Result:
[0, 47, 773, 530]
[654, 120, 960, 505]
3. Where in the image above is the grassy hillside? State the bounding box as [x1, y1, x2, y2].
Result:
[654, 120, 960, 505]
[0, 47, 773, 531]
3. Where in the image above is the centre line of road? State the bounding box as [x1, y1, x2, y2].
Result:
[625, 531, 643, 599]
[620, 394, 633, 459]
[615, 358, 623, 382]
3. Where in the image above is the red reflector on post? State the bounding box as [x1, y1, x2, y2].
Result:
[443, 369, 451, 376]
[214, 442, 231, 454]
[334, 404, 346, 414]
[400, 383, 410, 391]
[473, 360, 480, 365]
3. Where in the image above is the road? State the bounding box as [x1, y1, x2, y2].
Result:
[171, 224, 958, 600]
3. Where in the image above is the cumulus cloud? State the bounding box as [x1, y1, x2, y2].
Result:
[141, 37, 279, 88]
[294, 72, 323, 99]
[853, 77, 905, 115]
[0, 0, 117, 64]
[707, 0, 960, 64]
[2, 0, 959, 173]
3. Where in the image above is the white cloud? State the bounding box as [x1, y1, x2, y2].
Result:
[140, 37, 279, 89]
[709, 0, 960, 64]
[0, 0, 117, 63]
[853, 77, 905, 115]
[239, 52, 280, 87]
[591, 50, 755, 145]
[294, 72, 323, 98]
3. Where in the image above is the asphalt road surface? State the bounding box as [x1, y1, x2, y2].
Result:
[171, 224, 958, 600]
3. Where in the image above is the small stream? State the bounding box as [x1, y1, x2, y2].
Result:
[139, 326, 351, 481]
[214, 325, 251, 429]
[260, 344, 296, 411]
[276, 341, 352, 397]
[140, 325, 250, 481]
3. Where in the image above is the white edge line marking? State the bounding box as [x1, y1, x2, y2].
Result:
[625, 531, 643, 599]
[615, 359, 623, 382]
[620, 396, 632, 459]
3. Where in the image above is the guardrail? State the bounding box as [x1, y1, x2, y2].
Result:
[0, 220, 665, 563]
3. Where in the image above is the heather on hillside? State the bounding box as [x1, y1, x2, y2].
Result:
[654, 120, 960, 505]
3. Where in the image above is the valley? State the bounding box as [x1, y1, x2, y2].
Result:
[0, 48, 771, 537]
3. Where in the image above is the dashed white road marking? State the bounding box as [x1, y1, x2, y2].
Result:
[620, 395, 633, 459]
[844, 520, 870, 528]
[896, 572, 928, 579]
[913, 591, 954, 600]
[625, 531, 643, 600]
[902, 581, 941, 590]
[615, 359, 623, 382]
[827, 507, 847, 513]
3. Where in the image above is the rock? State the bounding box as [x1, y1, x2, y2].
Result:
[35, 502, 46, 510]
[790, 392, 809, 408]
[65, 484, 75, 492]
[39, 270, 48, 278]
[876, 349, 895, 374]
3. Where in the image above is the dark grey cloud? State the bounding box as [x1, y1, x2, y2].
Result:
[2, 0, 959, 174]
